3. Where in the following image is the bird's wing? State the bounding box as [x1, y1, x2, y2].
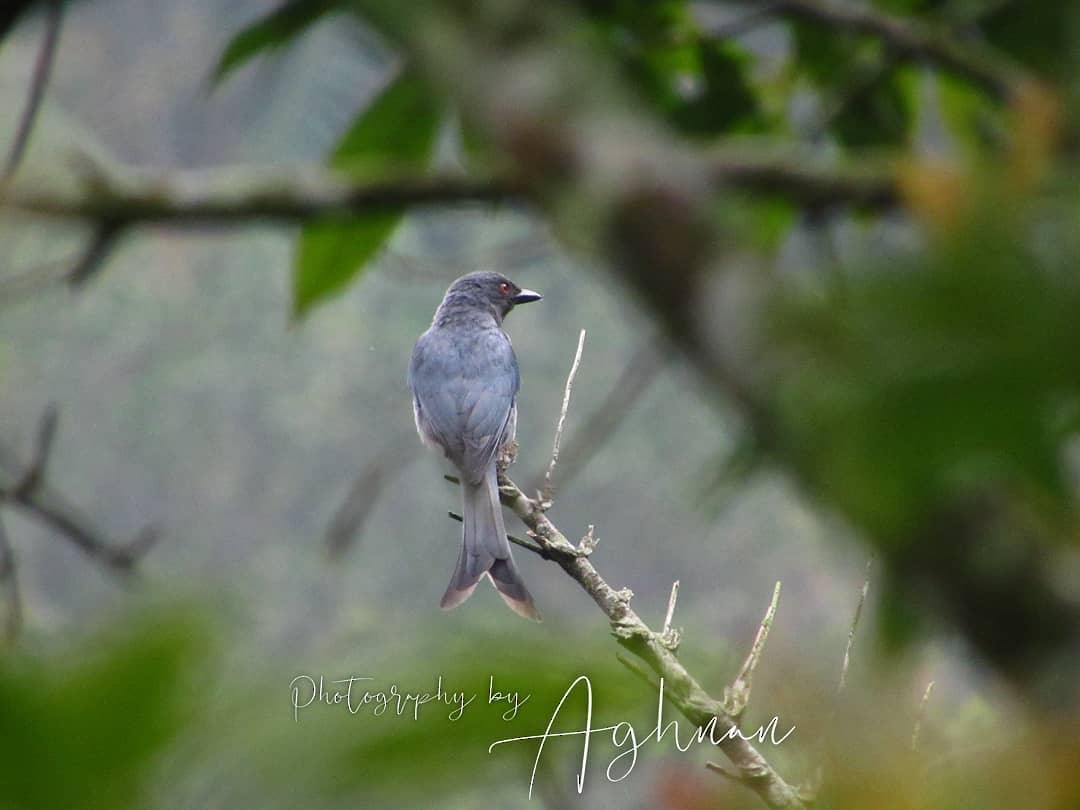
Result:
[459, 329, 520, 483]
[408, 327, 520, 482]
[408, 329, 464, 460]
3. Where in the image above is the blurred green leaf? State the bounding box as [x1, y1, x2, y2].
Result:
[771, 216, 1080, 541]
[671, 39, 761, 136]
[213, 0, 339, 84]
[292, 69, 440, 318]
[0, 615, 205, 810]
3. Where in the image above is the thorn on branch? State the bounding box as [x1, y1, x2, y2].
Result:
[724, 581, 782, 719]
[541, 328, 586, 507]
[660, 579, 682, 651]
[911, 679, 935, 751]
[838, 556, 873, 694]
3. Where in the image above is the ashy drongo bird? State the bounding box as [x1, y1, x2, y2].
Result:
[408, 271, 543, 620]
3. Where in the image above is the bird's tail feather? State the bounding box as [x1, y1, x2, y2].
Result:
[440, 466, 540, 621]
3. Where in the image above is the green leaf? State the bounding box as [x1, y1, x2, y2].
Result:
[213, 0, 338, 84]
[831, 68, 916, 149]
[292, 70, 440, 318]
[0, 614, 205, 810]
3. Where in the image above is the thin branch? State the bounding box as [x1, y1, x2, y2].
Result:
[497, 473, 805, 809]
[12, 402, 57, 498]
[1, 0, 63, 182]
[0, 409, 161, 575]
[616, 652, 661, 691]
[532, 341, 664, 494]
[719, 0, 1029, 100]
[0, 516, 22, 645]
[541, 329, 586, 504]
[725, 581, 782, 718]
[911, 680, 935, 751]
[838, 557, 873, 694]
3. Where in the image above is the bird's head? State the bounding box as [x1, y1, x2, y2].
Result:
[439, 271, 542, 324]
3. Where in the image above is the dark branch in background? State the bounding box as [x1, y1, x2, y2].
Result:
[1, 0, 62, 182]
[325, 440, 422, 559]
[0, 407, 161, 577]
[530, 341, 665, 494]
[719, 0, 1028, 100]
[2, 149, 900, 228]
[4, 165, 526, 226]
[0, 517, 21, 645]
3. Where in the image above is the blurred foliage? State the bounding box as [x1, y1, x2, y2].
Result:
[293, 68, 440, 317]
[2, 0, 1080, 807]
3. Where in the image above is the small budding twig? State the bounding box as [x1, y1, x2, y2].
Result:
[725, 581, 782, 718]
[911, 680, 935, 751]
[838, 556, 873, 694]
[663, 580, 680, 634]
[541, 329, 586, 506]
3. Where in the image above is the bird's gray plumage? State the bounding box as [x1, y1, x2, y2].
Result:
[408, 271, 542, 620]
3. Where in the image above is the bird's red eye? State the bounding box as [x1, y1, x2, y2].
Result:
[499, 282, 512, 295]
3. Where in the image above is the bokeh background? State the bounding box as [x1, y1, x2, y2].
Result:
[1, 1, 1078, 808]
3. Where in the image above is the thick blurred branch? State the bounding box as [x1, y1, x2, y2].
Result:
[1, 150, 899, 230]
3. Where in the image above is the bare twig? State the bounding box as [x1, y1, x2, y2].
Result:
[725, 581, 782, 718]
[532, 341, 664, 494]
[12, 402, 57, 498]
[540, 328, 586, 505]
[326, 440, 421, 559]
[911, 680, 935, 751]
[0, 516, 22, 645]
[497, 474, 805, 809]
[838, 557, 873, 693]
[1, 0, 63, 182]
[0, 410, 161, 575]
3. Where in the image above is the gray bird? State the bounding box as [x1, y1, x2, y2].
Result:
[408, 271, 543, 621]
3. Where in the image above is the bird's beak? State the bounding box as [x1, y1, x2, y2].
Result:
[512, 288, 542, 305]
